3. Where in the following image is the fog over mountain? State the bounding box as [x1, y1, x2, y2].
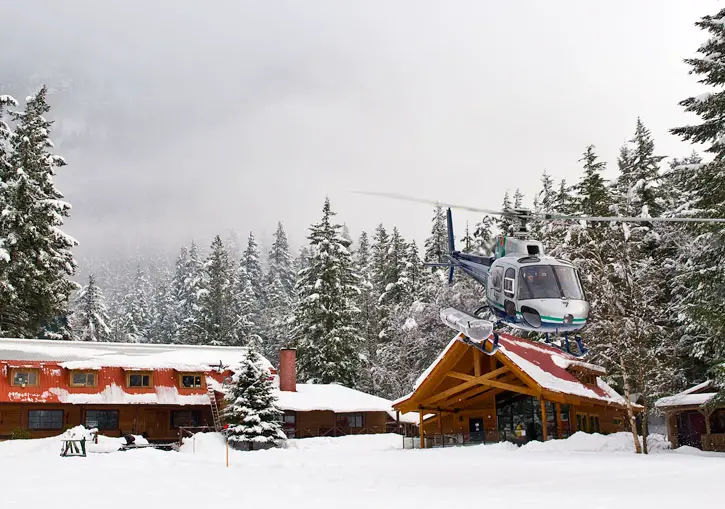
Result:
[0, 0, 716, 264]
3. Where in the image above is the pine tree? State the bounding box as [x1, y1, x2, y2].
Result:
[576, 145, 611, 218]
[70, 274, 111, 342]
[199, 236, 238, 346]
[223, 345, 286, 450]
[0, 87, 78, 338]
[266, 222, 295, 297]
[353, 231, 379, 393]
[173, 242, 205, 344]
[497, 191, 516, 235]
[370, 224, 390, 295]
[670, 9, 725, 393]
[119, 265, 151, 343]
[461, 222, 474, 252]
[0, 94, 18, 320]
[513, 188, 524, 209]
[424, 205, 448, 264]
[291, 198, 361, 386]
[472, 215, 495, 255]
[242, 232, 265, 304]
[148, 270, 176, 344]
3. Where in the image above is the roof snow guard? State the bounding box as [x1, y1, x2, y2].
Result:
[394, 332, 632, 413]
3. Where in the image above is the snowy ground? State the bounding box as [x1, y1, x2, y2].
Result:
[1, 431, 722, 508]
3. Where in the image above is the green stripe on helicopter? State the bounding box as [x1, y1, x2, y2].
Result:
[490, 302, 586, 323]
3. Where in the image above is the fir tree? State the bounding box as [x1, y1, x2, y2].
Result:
[291, 198, 361, 386]
[266, 222, 295, 297]
[461, 222, 474, 252]
[370, 224, 390, 295]
[497, 191, 516, 235]
[242, 232, 265, 304]
[199, 236, 238, 346]
[119, 265, 151, 343]
[0, 87, 78, 338]
[0, 94, 18, 320]
[148, 270, 176, 344]
[173, 242, 205, 344]
[472, 215, 495, 255]
[424, 205, 448, 264]
[670, 9, 725, 393]
[353, 231, 379, 393]
[576, 145, 611, 218]
[70, 274, 111, 342]
[223, 345, 286, 450]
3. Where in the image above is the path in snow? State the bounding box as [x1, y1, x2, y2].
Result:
[1, 432, 722, 508]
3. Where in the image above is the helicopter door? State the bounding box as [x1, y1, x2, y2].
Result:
[488, 265, 504, 305]
[503, 267, 517, 318]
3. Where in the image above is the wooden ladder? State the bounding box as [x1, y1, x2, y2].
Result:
[207, 386, 222, 432]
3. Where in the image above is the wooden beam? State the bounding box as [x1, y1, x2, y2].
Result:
[421, 339, 471, 398]
[419, 409, 425, 449]
[440, 372, 519, 407]
[541, 399, 548, 441]
[490, 355, 497, 372]
[421, 366, 511, 406]
[446, 370, 539, 397]
[555, 403, 563, 439]
[473, 348, 482, 377]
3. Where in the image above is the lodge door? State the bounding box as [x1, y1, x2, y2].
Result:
[143, 410, 161, 439]
[678, 411, 706, 449]
[469, 418, 484, 443]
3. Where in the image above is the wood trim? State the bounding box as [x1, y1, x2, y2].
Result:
[446, 371, 539, 397]
[418, 340, 471, 402]
[177, 372, 206, 389]
[555, 403, 563, 439]
[69, 370, 99, 388]
[9, 368, 40, 387]
[421, 366, 511, 406]
[541, 399, 548, 441]
[439, 372, 520, 407]
[473, 349, 482, 377]
[125, 371, 154, 388]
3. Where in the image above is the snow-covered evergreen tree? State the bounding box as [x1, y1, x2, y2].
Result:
[424, 204, 448, 264]
[472, 215, 495, 255]
[0, 87, 78, 338]
[291, 198, 361, 386]
[497, 191, 516, 235]
[119, 265, 151, 343]
[148, 269, 176, 344]
[173, 242, 205, 344]
[0, 94, 18, 324]
[353, 231, 379, 393]
[199, 236, 238, 346]
[265, 222, 295, 297]
[242, 232, 265, 304]
[670, 8, 725, 393]
[70, 274, 111, 342]
[223, 344, 286, 450]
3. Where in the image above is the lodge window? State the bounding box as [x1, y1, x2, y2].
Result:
[576, 413, 588, 432]
[86, 410, 119, 430]
[11, 369, 39, 387]
[126, 372, 153, 388]
[171, 410, 202, 429]
[70, 371, 97, 387]
[282, 412, 296, 426]
[589, 415, 600, 433]
[503, 268, 516, 298]
[28, 410, 64, 430]
[336, 413, 363, 428]
[179, 373, 203, 389]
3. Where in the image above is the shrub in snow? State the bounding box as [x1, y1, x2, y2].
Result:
[222, 345, 286, 450]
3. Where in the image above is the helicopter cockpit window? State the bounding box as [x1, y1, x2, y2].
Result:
[518, 265, 584, 300]
[503, 268, 516, 297]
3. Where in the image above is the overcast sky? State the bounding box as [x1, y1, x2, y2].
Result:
[0, 0, 719, 266]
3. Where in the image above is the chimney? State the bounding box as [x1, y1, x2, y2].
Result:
[279, 348, 297, 392]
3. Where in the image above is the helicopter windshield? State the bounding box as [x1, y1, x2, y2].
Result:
[518, 265, 584, 300]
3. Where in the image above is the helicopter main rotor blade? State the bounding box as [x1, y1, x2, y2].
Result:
[354, 191, 725, 224]
[353, 191, 507, 216]
[539, 213, 725, 224]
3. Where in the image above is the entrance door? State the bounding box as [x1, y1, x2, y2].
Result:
[469, 418, 484, 443]
[679, 411, 706, 448]
[143, 410, 161, 439]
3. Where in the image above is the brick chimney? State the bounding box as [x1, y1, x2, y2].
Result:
[279, 348, 297, 392]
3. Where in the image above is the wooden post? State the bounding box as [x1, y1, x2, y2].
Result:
[474, 349, 482, 377]
[225, 437, 229, 467]
[438, 411, 444, 448]
[540, 399, 548, 442]
[419, 409, 425, 449]
[555, 403, 563, 439]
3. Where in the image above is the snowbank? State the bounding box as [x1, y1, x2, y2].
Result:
[520, 432, 671, 453]
[286, 433, 403, 452]
[0, 426, 149, 456]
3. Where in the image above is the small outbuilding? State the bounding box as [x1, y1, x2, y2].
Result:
[655, 380, 725, 452]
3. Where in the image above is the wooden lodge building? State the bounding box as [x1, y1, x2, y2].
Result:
[0, 340, 416, 441]
[275, 349, 419, 438]
[393, 332, 635, 447]
[656, 380, 725, 452]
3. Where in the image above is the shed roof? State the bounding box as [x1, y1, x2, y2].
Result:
[275, 383, 421, 424]
[655, 380, 720, 409]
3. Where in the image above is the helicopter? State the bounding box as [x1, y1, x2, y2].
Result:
[358, 191, 725, 354]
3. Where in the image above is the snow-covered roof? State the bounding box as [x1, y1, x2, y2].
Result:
[275, 384, 421, 424]
[0, 337, 271, 371]
[398, 333, 629, 408]
[656, 381, 720, 409]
